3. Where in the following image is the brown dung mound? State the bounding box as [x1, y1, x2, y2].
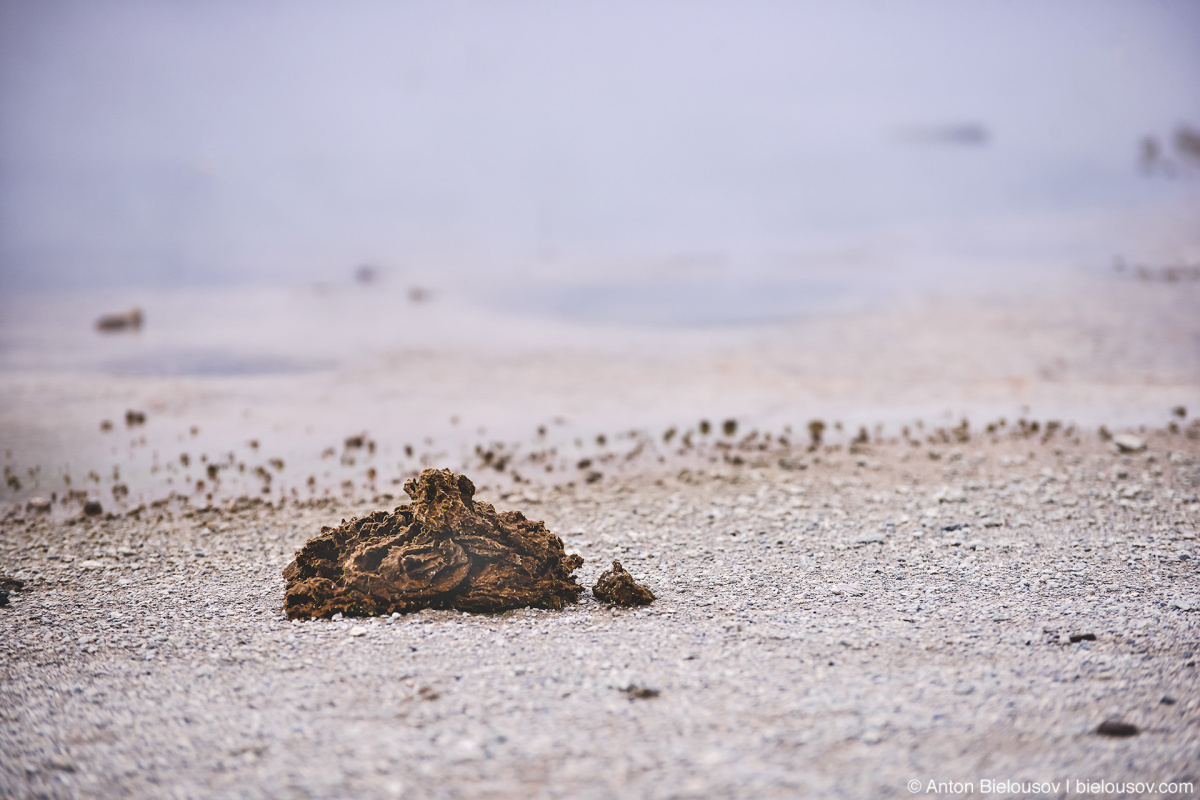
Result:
[282, 468, 584, 619]
[593, 561, 656, 606]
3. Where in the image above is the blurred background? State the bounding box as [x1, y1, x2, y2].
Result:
[1, 0, 1198, 314]
[1, 0, 1198, 504]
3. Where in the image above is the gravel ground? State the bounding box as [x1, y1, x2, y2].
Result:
[2, 425, 1199, 799]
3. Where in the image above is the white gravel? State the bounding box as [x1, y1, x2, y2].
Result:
[2, 429, 1198, 798]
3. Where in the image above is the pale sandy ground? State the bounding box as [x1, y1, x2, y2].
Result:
[0, 269, 1197, 507]
[1, 270, 1199, 799]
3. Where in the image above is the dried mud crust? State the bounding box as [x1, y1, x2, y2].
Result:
[282, 468, 584, 619]
[593, 561, 656, 607]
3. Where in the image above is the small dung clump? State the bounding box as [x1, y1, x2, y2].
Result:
[592, 561, 655, 607]
[283, 468, 584, 619]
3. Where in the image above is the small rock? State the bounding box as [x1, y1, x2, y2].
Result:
[620, 685, 660, 700]
[1161, 696, 1176, 705]
[1096, 720, 1138, 737]
[1111, 434, 1146, 453]
[44, 755, 76, 773]
[25, 497, 51, 513]
[348, 627, 367, 637]
[935, 487, 966, 503]
[1068, 633, 1097, 643]
[83, 500, 103, 516]
[856, 534, 886, 545]
[1171, 597, 1199, 612]
[830, 583, 865, 597]
[593, 561, 655, 606]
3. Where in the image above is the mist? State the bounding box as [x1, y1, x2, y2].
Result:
[1, 0, 1198, 293]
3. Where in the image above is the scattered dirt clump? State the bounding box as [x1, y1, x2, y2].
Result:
[592, 561, 656, 606]
[282, 468, 584, 619]
[96, 307, 143, 332]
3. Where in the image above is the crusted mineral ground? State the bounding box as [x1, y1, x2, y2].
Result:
[282, 468, 583, 619]
[593, 560, 656, 607]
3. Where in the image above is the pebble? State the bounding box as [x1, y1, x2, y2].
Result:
[25, 497, 51, 513]
[1096, 720, 1139, 737]
[44, 755, 77, 773]
[1112, 434, 1147, 453]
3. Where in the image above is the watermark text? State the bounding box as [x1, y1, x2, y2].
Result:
[906, 778, 1194, 796]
